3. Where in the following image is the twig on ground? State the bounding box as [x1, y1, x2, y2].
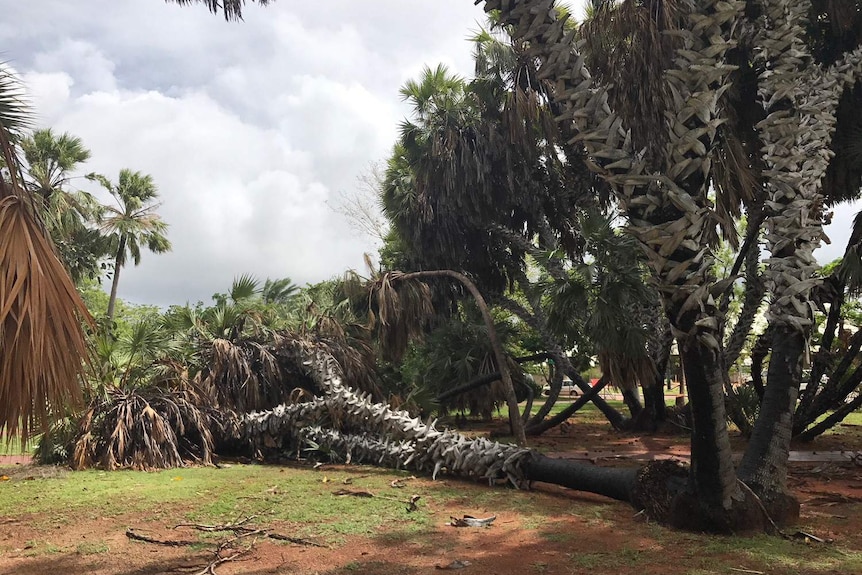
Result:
[175, 516, 328, 548]
[125, 529, 197, 547]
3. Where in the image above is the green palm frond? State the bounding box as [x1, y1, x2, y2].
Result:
[230, 273, 261, 303]
[0, 64, 30, 135]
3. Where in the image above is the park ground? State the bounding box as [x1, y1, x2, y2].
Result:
[1, 402, 862, 575]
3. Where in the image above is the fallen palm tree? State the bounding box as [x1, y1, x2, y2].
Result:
[243, 340, 761, 533]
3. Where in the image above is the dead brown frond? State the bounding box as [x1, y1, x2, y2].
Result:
[712, 117, 762, 248]
[581, 0, 690, 164]
[0, 67, 91, 442]
[0, 195, 92, 441]
[598, 348, 657, 393]
[204, 337, 289, 413]
[367, 272, 435, 363]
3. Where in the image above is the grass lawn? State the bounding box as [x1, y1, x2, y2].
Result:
[1, 457, 861, 575]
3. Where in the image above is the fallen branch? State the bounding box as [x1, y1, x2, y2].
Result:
[175, 516, 328, 548]
[125, 529, 197, 547]
[331, 487, 421, 511]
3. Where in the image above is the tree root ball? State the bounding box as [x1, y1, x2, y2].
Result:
[631, 460, 689, 522]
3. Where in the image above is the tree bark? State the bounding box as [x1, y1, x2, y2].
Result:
[106, 235, 126, 324]
[679, 338, 739, 512]
[524, 452, 638, 503]
[737, 326, 803, 523]
[621, 387, 643, 419]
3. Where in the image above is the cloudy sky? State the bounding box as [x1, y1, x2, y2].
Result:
[2, 0, 853, 308]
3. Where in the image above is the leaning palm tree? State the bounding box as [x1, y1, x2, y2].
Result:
[89, 169, 172, 323]
[0, 66, 91, 441]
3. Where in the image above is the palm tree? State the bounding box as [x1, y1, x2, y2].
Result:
[19, 128, 108, 282]
[0, 65, 90, 441]
[89, 169, 171, 323]
[21, 128, 91, 202]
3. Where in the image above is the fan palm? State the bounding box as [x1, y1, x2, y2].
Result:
[89, 169, 172, 323]
[19, 129, 107, 282]
[0, 65, 91, 441]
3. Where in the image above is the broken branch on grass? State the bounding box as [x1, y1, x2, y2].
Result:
[125, 528, 198, 547]
[331, 488, 421, 511]
[174, 516, 328, 548]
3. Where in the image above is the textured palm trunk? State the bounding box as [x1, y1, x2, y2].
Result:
[480, 0, 751, 527]
[737, 326, 803, 522]
[741, 0, 862, 509]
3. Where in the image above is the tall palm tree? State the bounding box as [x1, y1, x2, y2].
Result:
[19, 128, 108, 283]
[89, 169, 171, 323]
[0, 66, 90, 441]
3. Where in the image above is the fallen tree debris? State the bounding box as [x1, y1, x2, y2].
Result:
[449, 515, 496, 527]
[125, 529, 197, 547]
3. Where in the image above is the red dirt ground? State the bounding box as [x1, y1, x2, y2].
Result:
[2, 422, 862, 575]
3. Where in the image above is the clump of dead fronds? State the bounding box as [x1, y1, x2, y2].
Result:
[71, 382, 215, 470]
[0, 66, 91, 441]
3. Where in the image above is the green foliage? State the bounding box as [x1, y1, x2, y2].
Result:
[399, 303, 524, 417]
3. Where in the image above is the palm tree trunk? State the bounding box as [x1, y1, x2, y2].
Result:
[679, 338, 738, 511]
[739, 0, 860, 511]
[524, 453, 639, 503]
[246, 341, 768, 532]
[106, 236, 126, 323]
[525, 376, 608, 436]
[737, 326, 804, 523]
[499, 296, 627, 429]
[397, 270, 526, 445]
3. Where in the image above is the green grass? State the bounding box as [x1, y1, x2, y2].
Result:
[2, 458, 861, 575]
[0, 464, 433, 543]
[0, 433, 36, 455]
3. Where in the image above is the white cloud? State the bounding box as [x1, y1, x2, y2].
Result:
[3, 0, 497, 307]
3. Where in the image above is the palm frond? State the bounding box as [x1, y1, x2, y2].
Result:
[0, 195, 92, 440]
[165, 0, 274, 21]
[71, 384, 215, 470]
[230, 273, 260, 303]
